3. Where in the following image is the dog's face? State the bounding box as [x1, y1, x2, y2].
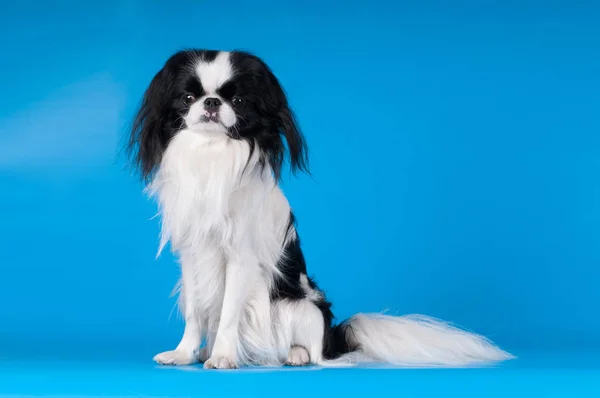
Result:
[128, 49, 308, 182]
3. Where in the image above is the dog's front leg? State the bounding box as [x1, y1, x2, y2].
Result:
[153, 281, 202, 365]
[204, 254, 258, 369]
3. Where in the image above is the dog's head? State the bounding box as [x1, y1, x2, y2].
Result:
[127, 49, 308, 182]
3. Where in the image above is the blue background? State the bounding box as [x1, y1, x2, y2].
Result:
[1, 0, 599, 396]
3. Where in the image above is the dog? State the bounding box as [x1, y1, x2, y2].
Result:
[126, 49, 513, 369]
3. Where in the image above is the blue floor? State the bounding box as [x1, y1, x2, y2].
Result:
[1, 351, 598, 397]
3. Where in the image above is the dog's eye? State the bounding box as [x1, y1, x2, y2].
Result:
[183, 94, 196, 105]
[232, 97, 244, 106]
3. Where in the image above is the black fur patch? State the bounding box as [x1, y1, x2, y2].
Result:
[271, 212, 355, 360]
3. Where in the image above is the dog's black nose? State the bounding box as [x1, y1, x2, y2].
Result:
[204, 97, 222, 109]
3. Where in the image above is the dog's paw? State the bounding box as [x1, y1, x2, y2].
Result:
[285, 346, 310, 366]
[203, 356, 238, 369]
[153, 349, 196, 366]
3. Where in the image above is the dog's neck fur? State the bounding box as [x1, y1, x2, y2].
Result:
[147, 129, 289, 277]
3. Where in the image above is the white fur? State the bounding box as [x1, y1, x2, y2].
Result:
[286, 346, 310, 366]
[149, 128, 291, 368]
[195, 52, 232, 94]
[148, 54, 514, 369]
[328, 314, 514, 367]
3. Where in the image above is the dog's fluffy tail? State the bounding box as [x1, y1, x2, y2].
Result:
[319, 313, 514, 367]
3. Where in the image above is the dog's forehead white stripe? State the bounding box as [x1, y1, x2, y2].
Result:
[195, 52, 232, 94]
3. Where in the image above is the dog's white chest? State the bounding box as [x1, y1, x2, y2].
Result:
[148, 131, 256, 252]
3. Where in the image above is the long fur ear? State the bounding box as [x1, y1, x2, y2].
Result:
[126, 68, 173, 183]
[262, 66, 310, 180]
[277, 102, 309, 176]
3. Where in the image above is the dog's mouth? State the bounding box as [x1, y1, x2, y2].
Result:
[200, 113, 220, 123]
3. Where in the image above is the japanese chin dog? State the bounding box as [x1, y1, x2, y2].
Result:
[126, 49, 513, 369]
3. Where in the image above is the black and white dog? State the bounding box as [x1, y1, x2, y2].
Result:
[127, 49, 513, 369]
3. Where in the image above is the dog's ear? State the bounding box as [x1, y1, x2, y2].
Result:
[262, 67, 309, 180]
[276, 97, 309, 177]
[127, 67, 173, 182]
